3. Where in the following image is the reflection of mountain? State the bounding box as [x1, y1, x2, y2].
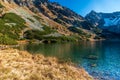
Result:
[18, 42, 105, 64]
[23, 43, 73, 59]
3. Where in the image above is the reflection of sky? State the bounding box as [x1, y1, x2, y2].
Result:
[50, 0, 120, 16]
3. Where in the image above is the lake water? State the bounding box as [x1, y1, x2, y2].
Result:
[18, 40, 120, 80]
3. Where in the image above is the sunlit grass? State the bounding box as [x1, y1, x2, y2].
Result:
[0, 49, 93, 80]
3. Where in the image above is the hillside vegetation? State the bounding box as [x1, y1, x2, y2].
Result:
[0, 0, 100, 45]
[0, 13, 26, 44]
[0, 3, 3, 8]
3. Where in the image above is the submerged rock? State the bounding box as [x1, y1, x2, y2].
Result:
[91, 64, 97, 67]
[87, 55, 98, 60]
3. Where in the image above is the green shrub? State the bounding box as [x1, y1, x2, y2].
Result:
[25, 29, 76, 43]
[3, 13, 25, 24]
[42, 24, 57, 33]
[0, 13, 26, 44]
[0, 35, 17, 45]
[0, 3, 4, 8]
[68, 27, 91, 39]
[43, 36, 76, 43]
[24, 25, 57, 40]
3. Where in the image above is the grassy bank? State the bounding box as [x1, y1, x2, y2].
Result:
[0, 48, 93, 80]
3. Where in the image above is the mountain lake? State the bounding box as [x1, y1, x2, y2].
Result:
[17, 40, 120, 80]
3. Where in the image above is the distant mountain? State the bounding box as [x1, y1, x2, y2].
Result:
[85, 10, 120, 34]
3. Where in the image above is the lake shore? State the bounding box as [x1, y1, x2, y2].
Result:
[0, 48, 93, 80]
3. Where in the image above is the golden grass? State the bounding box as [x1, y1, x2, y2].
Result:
[0, 48, 93, 80]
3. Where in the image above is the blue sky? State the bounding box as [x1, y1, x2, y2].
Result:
[49, 0, 120, 16]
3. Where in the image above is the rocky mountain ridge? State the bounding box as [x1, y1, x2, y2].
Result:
[3, 0, 94, 30]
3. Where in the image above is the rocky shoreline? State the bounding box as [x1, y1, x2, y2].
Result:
[0, 48, 93, 80]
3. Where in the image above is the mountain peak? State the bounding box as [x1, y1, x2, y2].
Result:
[87, 10, 98, 16]
[90, 10, 96, 13]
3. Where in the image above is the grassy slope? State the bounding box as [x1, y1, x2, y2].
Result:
[0, 49, 93, 80]
[0, 12, 78, 45]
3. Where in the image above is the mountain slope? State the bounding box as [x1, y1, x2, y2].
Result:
[35, 1, 94, 30]
[0, 0, 97, 44]
[11, 0, 94, 30]
[0, 0, 72, 35]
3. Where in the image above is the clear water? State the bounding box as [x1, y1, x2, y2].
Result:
[18, 41, 120, 80]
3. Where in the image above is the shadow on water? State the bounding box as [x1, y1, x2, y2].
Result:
[17, 40, 120, 80]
